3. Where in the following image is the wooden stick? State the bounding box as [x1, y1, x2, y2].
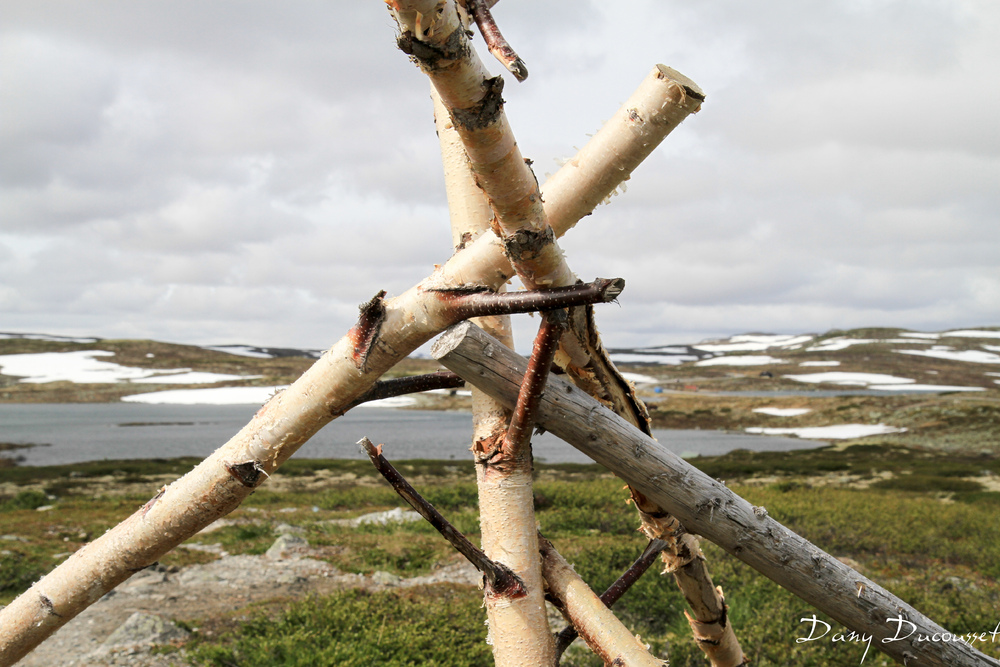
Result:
[554, 538, 669, 661]
[465, 0, 527, 81]
[495, 310, 566, 464]
[359, 437, 526, 598]
[431, 321, 1000, 667]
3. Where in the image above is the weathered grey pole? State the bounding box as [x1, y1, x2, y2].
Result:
[431, 321, 999, 667]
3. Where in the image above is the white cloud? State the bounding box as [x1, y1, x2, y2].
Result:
[1, 1, 997, 351]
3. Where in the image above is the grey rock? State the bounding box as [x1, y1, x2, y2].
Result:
[371, 571, 402, 587]
[265, 533, 308, 560]
[97, 612, 189, 652]
[0, 534, 28, 542]
[273, 522, 304, 536]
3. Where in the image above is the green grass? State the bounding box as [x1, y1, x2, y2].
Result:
[3, 448, 1000, 664]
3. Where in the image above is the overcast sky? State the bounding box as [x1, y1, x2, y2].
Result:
[2, 1, 998, 353]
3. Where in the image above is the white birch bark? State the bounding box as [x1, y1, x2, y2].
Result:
[432, 321, 1000, 667]
[539, 536, 666, 666]
[388, 7, 742, 662]
[434, 86, 555, 664]
[0, 61, 698, 666]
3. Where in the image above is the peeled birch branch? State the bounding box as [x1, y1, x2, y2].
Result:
[540, 536, 666, 666]
[553, 538, 670, 661]
[0, 63, 698, 665]
[431, 321, 1000, 667]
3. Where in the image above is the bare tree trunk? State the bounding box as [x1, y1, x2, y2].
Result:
[434, 86, 555, 665]
[432, 321, 1000, 667]
[0, 61, 699, 665]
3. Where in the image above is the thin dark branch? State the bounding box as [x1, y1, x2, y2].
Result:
[466, 0, 528, 81]
[554, 538, 670, 661]
[358, 437, 526, 599]
[498, 310, 566, 462]
[435, 277, 624, 321]
[342, 371, 464, 413]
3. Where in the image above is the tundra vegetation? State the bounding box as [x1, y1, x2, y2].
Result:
[1, 1, 999, 665]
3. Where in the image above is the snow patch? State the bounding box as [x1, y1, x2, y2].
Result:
[745, 424, 906, 439]
[807, 338, 876, 352]
[894, 349, 1000, 364]
[609, 353, 699, 365]
[203, 345, 275, 359]
[693, 334, 812, 353]
[784, 372, 914, 386]
[900, 332, 940, 339]
[620, 372, 659, 384]
[123, 386, 285, 405]
[0, 350, 261, 385]
[798, 361, 841, 367]
[753, 407, 812, 417]
[131, 371, 263, 384]
[942, 330, 1000, 339]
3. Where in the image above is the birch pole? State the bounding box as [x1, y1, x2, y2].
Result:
[432, 321, 1000, 667]
[387, 4, 744, 663]
[0, 61, 700, 665]
[434, 86, 555, 664]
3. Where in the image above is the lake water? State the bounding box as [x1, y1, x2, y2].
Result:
[0, 404, 821, 467]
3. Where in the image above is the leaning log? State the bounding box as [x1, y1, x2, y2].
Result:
[431, 321, 1000, 667]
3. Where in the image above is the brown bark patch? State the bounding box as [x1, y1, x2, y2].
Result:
[451, 76, 505, 130]
[225, 460, 265, 489]
[347, 290, 387, 370]
[397, 27, 469, 71]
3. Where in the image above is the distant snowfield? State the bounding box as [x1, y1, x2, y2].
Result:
[692, 334, 812, 353]
[695, 355, 787, 367]
[784, 371, 985, 392]
[943, 330, 1000, 339]
[620, 372, 659, 384]
[746, 424, 906, 439]
[609, 353, 699, 365]
[202, 345, 274, 359]
[753, 407, 812, 417]
[799, 360, 841, 367]
[895, 348, 1000, 364]
[0, 350, 258, 385]
[784, 371, 914, 386]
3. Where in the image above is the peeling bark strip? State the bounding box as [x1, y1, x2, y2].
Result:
[432, 322, 1000, 667]
[347, 290, 387, 369]
[539, 537, 666, 667]
[0, 62, 698, 666]
[359, 437, 526, 598]
[554, 538, 669, 661]
[433, 277, 624, 319]
[464, 0, 527, 81]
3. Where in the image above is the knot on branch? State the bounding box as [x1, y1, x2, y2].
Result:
[451, 76, 505, 130]
[503, 225, 555, 264]
[397, 27, 469, 71]
[225, 460, 267, 489]
[348, 290, 387, 370]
